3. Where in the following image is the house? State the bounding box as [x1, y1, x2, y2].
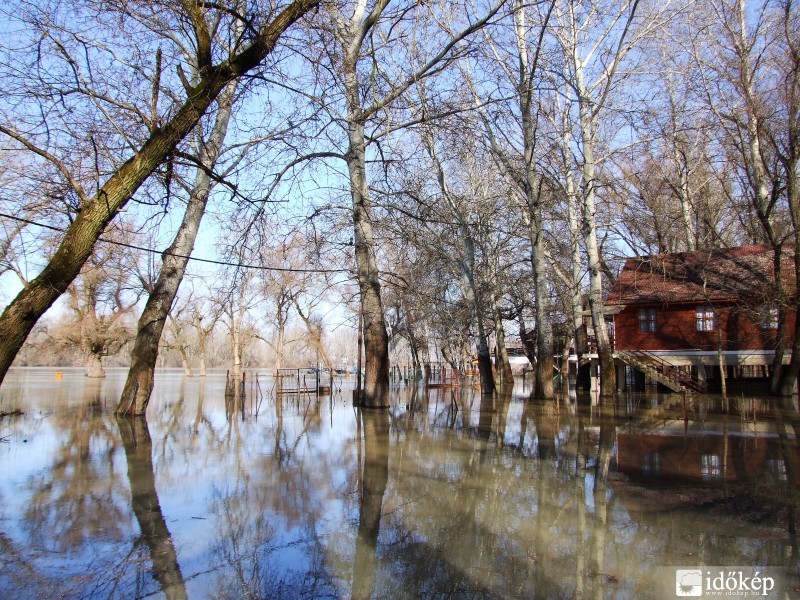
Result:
[604, 245, 796, 393]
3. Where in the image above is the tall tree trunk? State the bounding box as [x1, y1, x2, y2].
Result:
[462, 259, 495, 393]
[564, 138, 586, 361]
[0, 0, 319, 386]
[492, 292, 514, 383]
[579, 99, 616, 400]
[776, 6, 800, 396]
[344, 44, 390, 408]
[117, 80, 238, 416]
[515, 0, 554, 400]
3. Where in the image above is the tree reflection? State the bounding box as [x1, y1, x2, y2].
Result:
[23, 378, 126, 551]
[117, 415, 188, 600]
[352, 408, 390, 600]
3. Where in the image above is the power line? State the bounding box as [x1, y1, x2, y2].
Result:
[0, 211, 349, 274]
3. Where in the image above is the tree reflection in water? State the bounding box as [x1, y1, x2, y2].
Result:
[117, 415, 188, 600]
[2, 371, 800, 598]
[352, 408, 389, 600]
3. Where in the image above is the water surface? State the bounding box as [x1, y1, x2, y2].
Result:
[0, 368, 797, 599]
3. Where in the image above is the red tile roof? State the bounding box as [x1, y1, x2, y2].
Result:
[605, 245, 796, 306]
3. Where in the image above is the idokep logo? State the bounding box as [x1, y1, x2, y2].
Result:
[675, 570, 703, 596]
[673, 567, 778, 597]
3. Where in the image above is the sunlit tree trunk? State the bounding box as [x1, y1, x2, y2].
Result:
[117, 79, 238, 416]
[340, 3, 391, 407]
[346, 117, 391, 407]
[579, 105, 616, 399]
[565, 168, 586, 359]
[514, 0, 555, 401]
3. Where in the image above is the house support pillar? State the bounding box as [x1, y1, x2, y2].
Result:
[590, 358, 599, 403]
[697, 364, 707, 386]
[616, 361, 626, 392]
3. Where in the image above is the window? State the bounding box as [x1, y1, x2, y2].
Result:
[639, 308, 657, 333]
[759, 304, 780, 330]
[701, 454, 722, 480]
[696, 306, 716, 332]
[766, 459, 787, 482]
[643, 452, 662, 476]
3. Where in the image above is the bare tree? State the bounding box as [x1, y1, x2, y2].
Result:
[117, 71, 240, 415]
[547, 0, 677, 398]
[306, 0, 504, 406]
[694, 0, 800, 394]
[0, 0, 320, 386]
[468, 0, 557, 397]
[52, 228, 142, 377]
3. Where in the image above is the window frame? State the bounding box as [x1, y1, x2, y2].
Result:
[695, 305, 716, 332]
[759, 304, 780, 330]
[638, 308, 657, 333]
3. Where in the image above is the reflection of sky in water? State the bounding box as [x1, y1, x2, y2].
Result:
[0, 367, 797, 598]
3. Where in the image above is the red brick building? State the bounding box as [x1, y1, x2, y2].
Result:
[604, 245, 796, 393]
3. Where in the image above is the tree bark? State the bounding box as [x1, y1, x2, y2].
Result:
[492, 292, 514, 383]
[85, 352, 106, 379]
[117, 80, 238, 416]
[343, 27, 390, 408]
[578, 85, 616, 400]
[0, 0, 319, 387]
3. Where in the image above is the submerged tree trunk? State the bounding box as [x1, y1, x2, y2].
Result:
[515, 0, 553, 399]
[343, 41, 390, 408]
[457, 251, 495, 393]
[0, 0, 320, 387]
[117, 79, 238, 416]
[492, 292, 514, 383]
[86, 351, 105, 379]
[579, 102, 616, 400]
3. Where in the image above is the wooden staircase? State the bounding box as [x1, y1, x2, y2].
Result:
[616, 350, 707, 394]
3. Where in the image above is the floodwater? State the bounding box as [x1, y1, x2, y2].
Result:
[0, 368, 798, 599]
